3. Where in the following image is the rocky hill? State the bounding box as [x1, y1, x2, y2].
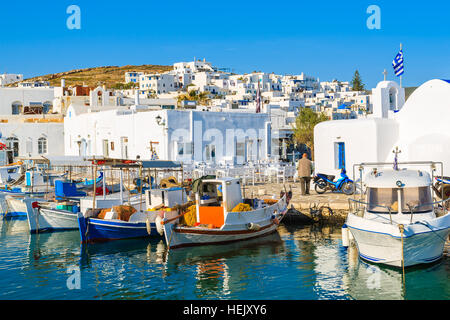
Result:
[11, 64, 173, 88]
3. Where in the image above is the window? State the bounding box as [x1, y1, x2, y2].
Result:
[236, 142, 245, 161]
[401, 187, 433, 213]
[205, 144, 216, 162]
[6, 137, 19, 157]
[38, 137, 47, 154]
[178, 142, 192, 156]
[43, 101, 52, 114]
[26, 138, 32, 154]
[11, 101, 22, 115]
[367, 187, 433, 214]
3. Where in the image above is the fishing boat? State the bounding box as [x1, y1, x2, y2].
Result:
[343, 155, 450, 268]
[77, 158, 186, 243]
[74, 171, 104, 191]
[0, 162, 24, 185]
[26, 173, 148, 233]
[161, 177, 288, 249]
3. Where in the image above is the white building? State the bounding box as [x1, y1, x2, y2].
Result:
[0, 117, 64, 158]
[64, 105, 272, 165]
[0, 87, 55, 115]
[313, 79, 450, 177]
[140, 73, 176, 96]
[125, 72, 144, 84]
[18, 81, 51, 88]
[0, 74, 23, 87]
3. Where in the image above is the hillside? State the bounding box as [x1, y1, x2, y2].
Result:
[11, 64, 173, 88]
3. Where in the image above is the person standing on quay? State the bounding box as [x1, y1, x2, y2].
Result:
[297, 153, 313, 195]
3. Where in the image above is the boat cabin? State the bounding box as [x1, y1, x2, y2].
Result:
[194, 177, 242, 228]
[363, 169, 433, 215]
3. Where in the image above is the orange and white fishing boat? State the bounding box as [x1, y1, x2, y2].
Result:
[160, 177, 288, 249]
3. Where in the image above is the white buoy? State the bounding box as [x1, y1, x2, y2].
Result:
[341, 224, 349, 247]
[155, 215, 164, 236]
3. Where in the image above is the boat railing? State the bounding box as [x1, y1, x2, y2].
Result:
[348, 198, 395, 224]
[348, 197, 449, 224]
[404, 198, 449, 222]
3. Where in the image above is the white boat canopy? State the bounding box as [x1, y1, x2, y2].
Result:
[364, 169, 431, 188]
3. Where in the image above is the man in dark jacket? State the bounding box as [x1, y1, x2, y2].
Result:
[297, 153, 313, 195]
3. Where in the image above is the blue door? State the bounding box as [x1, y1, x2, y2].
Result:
[337, 142, 345, 169]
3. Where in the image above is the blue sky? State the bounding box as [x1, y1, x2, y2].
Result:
[1, 0, 450, 88]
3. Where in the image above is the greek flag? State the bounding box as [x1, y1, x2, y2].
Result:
[392, 49, 404, 77]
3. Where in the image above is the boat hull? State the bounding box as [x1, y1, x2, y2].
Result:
[166, 222, 280, 249]
[27, 205, 79, 233]
[347, 213, 450, 267]
[163, 196, 288, 249]
[1, 196, 45, 218]
[77, 213, 162, 243]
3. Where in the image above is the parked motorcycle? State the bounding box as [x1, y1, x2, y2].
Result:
[313, 168, 355, 195]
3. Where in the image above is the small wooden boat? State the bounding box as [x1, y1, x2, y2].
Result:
[161, 177, 288, 249]
[26, 199, 80, 233]
[77, 158, 186, 243]
[344, 159, 450, 268]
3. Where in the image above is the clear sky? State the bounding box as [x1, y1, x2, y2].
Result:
[1, 0, 450, 88]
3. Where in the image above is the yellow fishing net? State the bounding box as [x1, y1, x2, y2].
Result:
[231, 203, 252, 212]
[180, 205, 197, 226]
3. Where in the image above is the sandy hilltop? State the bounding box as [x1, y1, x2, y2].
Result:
[8, 64, 173, 88]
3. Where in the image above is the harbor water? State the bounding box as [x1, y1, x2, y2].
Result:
[0, 217, 448, 300]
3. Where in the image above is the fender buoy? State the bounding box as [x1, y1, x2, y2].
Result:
[146, 218, 151, 235]
[155, 215, 164, 236]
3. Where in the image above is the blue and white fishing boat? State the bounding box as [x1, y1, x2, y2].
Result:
[77, 159, 185, 243]
[0, 162, 24, 186]
[344, 157, 450, 267]
[74, 171, 104, 191]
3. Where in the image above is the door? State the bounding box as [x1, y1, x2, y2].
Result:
[102, 139, 109, 157]
[120, 137, 128, 159]
[337, 142, 345, 169]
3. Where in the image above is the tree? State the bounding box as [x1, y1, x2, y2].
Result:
[177, 89, 210, 107]
[351, 70, 365, 91]
[292, 108, 329, 160]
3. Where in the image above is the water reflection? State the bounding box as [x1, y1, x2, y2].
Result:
[0, 217, 447, 300]
[343, 236, 450, 300]
[163, 232, 284, 299]
[0, 217, 29, 236]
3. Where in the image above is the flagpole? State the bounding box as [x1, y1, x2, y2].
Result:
[399, 43, 403, 88]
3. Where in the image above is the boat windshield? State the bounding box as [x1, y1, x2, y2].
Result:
[367, 187, 433, 214]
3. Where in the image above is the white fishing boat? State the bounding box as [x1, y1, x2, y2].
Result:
[0, 162, 24, 185]
[27, 180, 146, 234]
[161, 177, 288, 249]
[343, 157, 450, 268]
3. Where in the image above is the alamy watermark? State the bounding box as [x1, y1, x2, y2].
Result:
[366, 5, 381, 30]
[66, 265, 81, 290]
[66, 5, 81, 30]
